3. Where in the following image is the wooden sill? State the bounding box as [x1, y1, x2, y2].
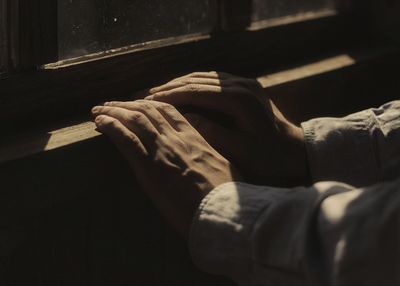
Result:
[1, 45, 399, 166]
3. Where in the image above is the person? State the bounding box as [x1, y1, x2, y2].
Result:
[91, 72, 400, 286]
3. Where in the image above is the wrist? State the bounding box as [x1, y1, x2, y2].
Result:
[268, 99, 310, 185]
[289, 125, 311, 185]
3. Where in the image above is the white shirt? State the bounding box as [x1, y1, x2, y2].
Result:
[189, 100, 400, 286]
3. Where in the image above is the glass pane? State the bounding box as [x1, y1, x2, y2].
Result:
[252, 0, 335, 22]
[58, 0, 215, 60]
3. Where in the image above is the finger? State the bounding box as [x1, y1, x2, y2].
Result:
[163, 71, 236, 85]
[184, 71, 246, 82]
[151, 101, 194, 133]
[174, 71, 222, 81]
[145, 85, 248, 120]
[95, 115, 148, 161]
[132, 73, 227, 99]
[183, 113, 240, 157]
[92, 106, 159, 151]
[103, 101, 175, 134]
[148, 78, 226, 95]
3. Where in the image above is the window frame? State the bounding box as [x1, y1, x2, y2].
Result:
[1, 0, 368, 134]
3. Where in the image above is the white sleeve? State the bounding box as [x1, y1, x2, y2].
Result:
[189, 179, 400, 286]
[189, 100, 400, 285]
[301, 100, 400, 187]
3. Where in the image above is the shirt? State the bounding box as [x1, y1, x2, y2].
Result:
[189, 100, 400, 286]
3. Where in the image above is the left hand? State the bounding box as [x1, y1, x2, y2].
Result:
[143, 72, 308, 186]
[91, 100, 241, 238]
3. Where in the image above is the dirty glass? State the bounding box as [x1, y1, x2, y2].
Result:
[58, 0, 215, 60]
[252, 0, 335, 22]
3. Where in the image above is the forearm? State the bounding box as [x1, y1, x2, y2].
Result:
[301, 100, 400, 187]
[189, 178, 400, 286]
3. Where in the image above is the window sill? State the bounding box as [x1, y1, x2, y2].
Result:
[1, 45, 399, 166]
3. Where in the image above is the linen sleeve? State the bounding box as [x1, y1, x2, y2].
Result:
[189, 178, 400, 286]
[301, 100, 400, 187]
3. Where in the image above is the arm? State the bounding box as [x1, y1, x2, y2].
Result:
[302, 100, 400, 187]
[189, 99, 400, 285]
[190, 178, 400, 286]
[146, 72, 400, 187]
[91, 91, 400, 285]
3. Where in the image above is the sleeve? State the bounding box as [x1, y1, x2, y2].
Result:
[189, 178, 400, 286]
[301, 100, 400, 187]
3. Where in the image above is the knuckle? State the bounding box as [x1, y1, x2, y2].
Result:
[102, 117, 118, 128]
[128, 111, 145, 122]
[157, 102, 175, 110]
[184, 84, 199, 92]
[169, 136, 186, 150]
[135, 99, 146, 104]
[136, 100, 152, 110]
[182, 78, 195, 85]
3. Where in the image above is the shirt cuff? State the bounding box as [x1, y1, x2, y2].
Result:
[188, 182, 312, 285]
[301, 110, 380, 187]
[189, 182, 258, 284]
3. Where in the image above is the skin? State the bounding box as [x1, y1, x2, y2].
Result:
[92, 72, 308, 238]
[144, 72, 308, 186]
[92, 100, 241, 238]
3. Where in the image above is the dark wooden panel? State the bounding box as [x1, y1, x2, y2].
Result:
[0, 136, 235, 286]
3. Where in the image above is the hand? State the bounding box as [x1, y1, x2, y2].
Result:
[92, 100, 241, 238]
[144, 72, 308, 186]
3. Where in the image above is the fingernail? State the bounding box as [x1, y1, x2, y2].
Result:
[145, 95, 154, 100]
[91, 106, 100, 113]
[95, 115, 104, 124]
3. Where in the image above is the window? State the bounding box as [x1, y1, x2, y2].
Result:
[1, 0, 363, 133]
[58, 0, 217, 60]
[0, 0, 348, 70]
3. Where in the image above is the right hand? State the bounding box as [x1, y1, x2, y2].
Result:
[92, 100, 241, 238]
[144, 72, 309, 186]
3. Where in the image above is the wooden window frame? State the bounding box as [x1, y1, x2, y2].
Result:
[1, 0, 370, 135]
